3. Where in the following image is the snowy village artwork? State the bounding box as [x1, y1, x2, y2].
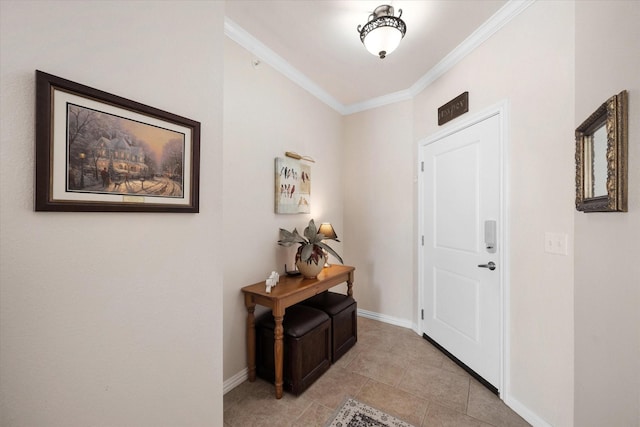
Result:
[35, 71, 200, 212]
[66, 104, 185, 198]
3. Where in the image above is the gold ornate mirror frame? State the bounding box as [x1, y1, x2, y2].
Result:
[575, 90, 628, 212]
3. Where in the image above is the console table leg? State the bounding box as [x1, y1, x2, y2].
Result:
[273, 314, 284, 399]
[245, 299, 256, 382]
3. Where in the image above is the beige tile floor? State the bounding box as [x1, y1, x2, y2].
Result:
[224, 316, 531, 427]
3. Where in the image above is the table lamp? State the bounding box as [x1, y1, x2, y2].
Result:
[318, 223, 339, 267]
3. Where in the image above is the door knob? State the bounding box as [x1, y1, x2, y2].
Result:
[478, 261, 496, 271]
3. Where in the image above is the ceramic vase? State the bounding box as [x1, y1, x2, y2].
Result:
[295, 245, 326, 279]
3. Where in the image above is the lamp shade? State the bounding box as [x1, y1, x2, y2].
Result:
[318, 223, 338, 240]
[358, 5, 406, 59]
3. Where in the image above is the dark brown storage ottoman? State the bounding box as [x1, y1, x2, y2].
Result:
[255, 305, 331, 395]
[301, 291, 357, 362]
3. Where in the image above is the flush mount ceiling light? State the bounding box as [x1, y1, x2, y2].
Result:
[357, 4, 407, 59]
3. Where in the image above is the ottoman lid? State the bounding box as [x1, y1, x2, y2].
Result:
[301, 291, 355, 316]
[257, 305, 329, 338]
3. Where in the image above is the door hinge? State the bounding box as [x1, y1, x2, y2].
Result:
[421, 309, 424, 320]
[421, 235, 424, 246]
[421, 161, 424, 172]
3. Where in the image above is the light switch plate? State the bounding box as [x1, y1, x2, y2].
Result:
[544, 232, 568, 255]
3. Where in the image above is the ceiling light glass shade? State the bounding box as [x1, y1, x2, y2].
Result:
[363, 25, 403, 58]
[358, 5, 406, 59]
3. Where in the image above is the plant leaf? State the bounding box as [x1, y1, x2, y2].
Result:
[300, 243, 313, 262]
[278, 227, 307, 246]
[303, 219, 318, 242]
[316, 241, 344, 264]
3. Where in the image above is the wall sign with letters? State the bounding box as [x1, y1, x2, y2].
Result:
[438, 92, 469, 126]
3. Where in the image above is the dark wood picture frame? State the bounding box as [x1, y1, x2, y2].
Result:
[35, 70, 200, 212]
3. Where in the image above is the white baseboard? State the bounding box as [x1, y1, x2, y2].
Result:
[504, 394, 552, 427]
[356, 308, 414, 330]
[223, 367, 248, 395]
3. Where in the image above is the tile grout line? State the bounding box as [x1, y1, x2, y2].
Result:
[465, 376, 472, 416]
[419, 400, 431, 427]
[291, 398, 316, 426]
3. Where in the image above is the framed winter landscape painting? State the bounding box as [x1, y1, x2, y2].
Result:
[35, 70, 200, 212]
[275, 157, 310, 214]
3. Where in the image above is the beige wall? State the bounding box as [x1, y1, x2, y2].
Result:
[342, 100, 416, 325]
[574, 2, 640, 426]
[412, 2, 575, 425]
[0, 1, 224, 426]
[222, 38, 344, 381]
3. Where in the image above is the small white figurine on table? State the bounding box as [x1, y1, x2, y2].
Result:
[265, 271, 279, 293]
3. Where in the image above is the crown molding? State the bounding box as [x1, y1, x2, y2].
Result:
[408, 0, 535, 97]
[224, 18, 348, 115]
[342, 89, 414, 115]
[224, 0, 535, 116]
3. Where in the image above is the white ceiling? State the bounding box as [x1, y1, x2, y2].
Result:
[225, 0, 524, 114]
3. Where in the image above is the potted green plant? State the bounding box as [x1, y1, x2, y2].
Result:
[278, 219, 343, 278]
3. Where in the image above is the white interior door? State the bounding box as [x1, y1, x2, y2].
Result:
[420, 113, 502, 389]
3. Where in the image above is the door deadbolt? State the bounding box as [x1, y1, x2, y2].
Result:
[478, 261, 496, 271]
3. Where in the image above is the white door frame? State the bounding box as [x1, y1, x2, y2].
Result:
[417, 100, 510, 398]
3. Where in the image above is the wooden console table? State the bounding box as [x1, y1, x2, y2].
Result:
[241, 264, 355, 398]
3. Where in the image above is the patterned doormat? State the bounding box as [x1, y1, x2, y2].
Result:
[325, 398, 416, 427]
